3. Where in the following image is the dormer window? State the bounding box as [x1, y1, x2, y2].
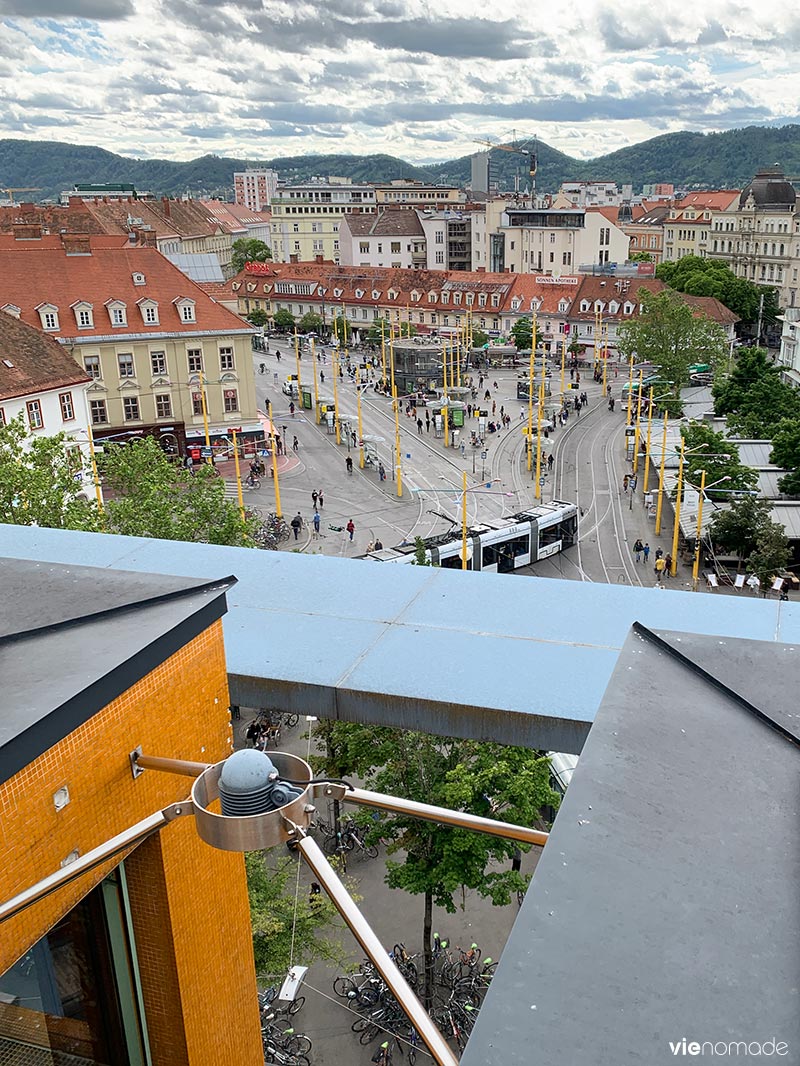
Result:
[608, 300, 619, 314]
[372, 290, 381, 300]
[71, 301, 94, 329]
[558, 299, 569, 313]
[510, 297, 521, 311]
[490, 293, 500, 308]
[138, 299, 159, 325]
[623, 301, 634, 314]
[355, 288, 364, 298]
[465, 293, 474, 306]
[35, 303, 58, 331]
[440, 291, 449, 304]
[174, 298, 196, 324]
[580, 300, 590, 312]
[478, 293, 487, 307]
[132, 272, 146, 286]
[453, 292, 462, 305]
[388, 288, 398, 300]
[106, 300, 127, 327]
[411, 290, 421, 302]
[530, 297, 541, 312]
[428, 291, 437, 303]
[594, 301, 605, 313]
[2, 304, 20, 318]
[333, 287, 343, 298]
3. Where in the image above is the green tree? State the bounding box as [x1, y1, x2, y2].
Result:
[471, 329, 489, 349]
[679, 423, 758, 498]
[313, 723, 558, 1007]
[99, 437, 259, 546]
[231, 238, 272, 274]
[331, 314, 351, 344]
[0, 414, 103, 530]
[746, 522, 791, 585]
[713, 346, 800, 438]
[511, 317, 532, 350]
[299, 311, 324, 335]
[273, 309, 295, 333]
[708, 494, 778, 565]
[656, 255, 781, 325]
[770, 419, 800, 497]
[247, 308, 268, 328]
[365, 318, 417, 345]
[629, 251, 653, 262]
[246, 852, 350, 978]
[617, 288, 728, 406]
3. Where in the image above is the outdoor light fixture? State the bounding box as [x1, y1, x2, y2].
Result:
[1, 748, 549, 1066]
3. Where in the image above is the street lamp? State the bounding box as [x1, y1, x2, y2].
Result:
[687, 472, 731, 590]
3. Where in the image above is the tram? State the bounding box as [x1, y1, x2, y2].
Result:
[365, 500, 578, 572]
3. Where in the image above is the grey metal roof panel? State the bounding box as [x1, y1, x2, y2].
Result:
[2, 526, 799, 756]
[462, 626, 800, 1066]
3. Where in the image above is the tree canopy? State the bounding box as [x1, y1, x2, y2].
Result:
[511, 316, 533, 350]
[298, 311, 324, 336]
[247, 308, 268, 328]
[231, 238, 272, 274]
[708, 494, 789, 579]
[770, 419, 800, 497]
[272, 309, 295, 332]
[712, 346, 800, 438]
[617, 288, 728, 407]
[679, 422, 758, 498]
[0, 414, 103, 530]
[656, 255, 781, 324]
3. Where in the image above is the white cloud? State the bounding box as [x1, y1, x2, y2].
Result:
[0, 0, 797, 164]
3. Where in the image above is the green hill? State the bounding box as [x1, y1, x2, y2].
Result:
[2, 125, 800, 202]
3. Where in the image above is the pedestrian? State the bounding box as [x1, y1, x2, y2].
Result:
[655, 556, 666, 583]
[289, 401, 295, 417]
[655, 547, 663, 561]
[664, 553, 673, 577]
[493, 381, 498, 390]
[378, 462, 386, 481]
[290, 512, 302, 540]
[292, 436, 299, 453]
[276, 350, 281, 362]
[352, 430, 357, 448]
[492, 401, 496, 415]
[320, 370, 325, 383]
[318, 490, 324, 508]
[417, 417, 423, 435]
[312, 510, 321, 537]
[484, 389, 491, 400]
[426, 413, 431, 432]
[633, 538, 643, 563]
[374, 538, 383, 551]
[623, 474, 629, 493]
[346, 518, 355, 541]
[312, 489, 318, 508]
[366, 539, 375, 554]
[643, 542, 650, 563]
[346, 455, 353, 474]
[548, 453, 554, 471]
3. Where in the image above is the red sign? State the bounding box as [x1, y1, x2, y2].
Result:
[245, 261, 273, 275]
[637, 263, 656, 276]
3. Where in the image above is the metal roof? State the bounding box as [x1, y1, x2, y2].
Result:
[3, 525, 799, 755]
[462, 625, 800, 1065]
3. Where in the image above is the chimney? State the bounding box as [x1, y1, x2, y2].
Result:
[12, 222, 43, 241]
[20, 202, 36, 216]
[131, 227, 157, 248]
[162, 197, 171, 219]
[61, 233, 92, 255]
[68, 196, 84, 208]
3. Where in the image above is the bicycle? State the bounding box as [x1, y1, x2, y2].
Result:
[340, 817, 379, 860]
[245, 473, 261, 490]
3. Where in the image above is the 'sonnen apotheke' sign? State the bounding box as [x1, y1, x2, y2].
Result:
[534, 276, 579, 285]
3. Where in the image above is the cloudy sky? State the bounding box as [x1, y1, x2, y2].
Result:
[0, 0, 798, 162]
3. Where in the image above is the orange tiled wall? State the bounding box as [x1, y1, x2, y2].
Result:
[0, 618, 263, 1066]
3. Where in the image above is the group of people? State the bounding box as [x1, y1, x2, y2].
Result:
[633, 540, 673, 582]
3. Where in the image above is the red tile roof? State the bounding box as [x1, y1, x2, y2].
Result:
[200, 201, 271, 229]
[571, 276, 737, 325]
[80, 198, 226, 240]
[0, 201, 107, 236]
[341, 209, 425, 237]
[0, 310, 90, 401]
[0, 235, 252, 338]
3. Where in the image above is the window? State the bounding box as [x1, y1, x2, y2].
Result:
[156, 394, 172, 418]
[453, 292, 462, 305]
[377, 244, 382, 253]
[192, 391, 204, 416]
[223, 388, 239, 413]
[360, 242, 370, 254]
[179, 302, 196, 323]
[26, 399, 44, 429]
[391, 242, 401, 253]
[188, 349, 203, 373]
[123, 396, 140, 421]
[141, 302, 159, 324]
[549, 233, 556, 243]
[75, 307, 93, 329]
[59, 392, 74, 421]
[435, 250, 444, 264]
[84, 354, 101, 379]
[39, 308, 59, 331]
[219, 346, 235, 370]
[150, 350, 167, 375]
[118, 352, 134, 378]
[0, 408, 4, 425]
[90, 399, 108, 424]
[435, 231, 444, 243]
[132, 272, 146, 285]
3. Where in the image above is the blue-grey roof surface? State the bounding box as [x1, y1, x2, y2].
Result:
[2, 524, 799, 753]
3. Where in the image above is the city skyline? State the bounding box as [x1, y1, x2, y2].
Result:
[0, 1, 798, 163]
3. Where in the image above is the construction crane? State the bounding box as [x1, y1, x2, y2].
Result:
[1, 187, 42, 205]
[473, 134, 538, 195]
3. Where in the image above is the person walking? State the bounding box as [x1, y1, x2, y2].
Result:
[346, 518, 355, 541]
[655, 547, 663, 561]
[292, 436, 299, 453]
[417, 417, 423, 435]
[289, 401, 295, 417]
[290, 512, 302, 540]
[312, 489, 318, 509]
[654, 555, 666, 583]
[346, 455, 353, 474]
[276, 350, 281, 363]
[320, 370, 325, 384]
[312, 511, 321, 537]
[623, 474, 630, 494]
[547, 453, 554, 471]
[664, 553, 673, 578]
[318, 489, 324, 508]
[378, 462, 386, 481]
[643, 542, 650, 563]
[426, 413, 431, 433]
[633, 538, 644, 563]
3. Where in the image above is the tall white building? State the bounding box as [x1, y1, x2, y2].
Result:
[234, 169, 279, 212]
[269, 181, 377, 264]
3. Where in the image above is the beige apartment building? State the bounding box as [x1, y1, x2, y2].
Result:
[661, 191, 740, 262]
[0, 229, 258, 453]
[373, 181, 464, 207]
[269, 181, 377, 264]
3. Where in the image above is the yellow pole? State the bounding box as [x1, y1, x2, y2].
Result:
[560, 335, 566, 405]
[198, 370, 212, 463]
[671, 436, 685, 577]
[392, 387, 402, 498]
[381, 319, 387, 390]
[461, 469, 468, 570]
[311, 338, 320, 423]
[526, 336, 534, 471]
[231, 429, 246, 521]
[443, 335, 449, 449]
[625, 353, 634, 426]
[643, 386, 654, 494]
[389, 325, 396, 396]
[595, 309, 601, 375]
[601, 324, 608, 397]
[294, 328, 302, 407]
[535, 377, 544, 500]
[332, 345, 341, 445]
[267, 400, 282, 518]
[85, 421, 104, 512]
[692, 468, 706, 590]
[655, 415, 669, 536]
[356, 367, 365, 469]
[632, 368, 644, 473]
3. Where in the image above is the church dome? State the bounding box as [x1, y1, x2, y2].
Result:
[739, 166, 797, 210]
